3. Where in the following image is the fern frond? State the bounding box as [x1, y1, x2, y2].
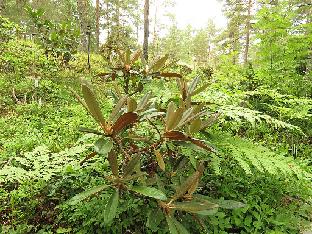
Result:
[211, 133, 310, 179]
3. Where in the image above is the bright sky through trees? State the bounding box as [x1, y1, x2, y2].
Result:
[174, 0, 226, 28]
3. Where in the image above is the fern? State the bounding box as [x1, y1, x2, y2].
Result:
[220, 105, 304, 134]
[0, 144, 89, 183]
[210, 133, 310, 179]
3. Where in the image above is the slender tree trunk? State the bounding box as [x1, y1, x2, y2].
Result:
[244, 0, 253, 65]
[143, 0, 150, 62]
[95, 0, 100, 51]
[77, 0, 88, 51]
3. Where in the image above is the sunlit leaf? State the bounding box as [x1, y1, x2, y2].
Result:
[149, 54, 169, 72]
[172, 200, 218, 213]
[110, 95, 128, 122]
[187, 76, 200, 96]
[67, 184, 109, 205]
[94, 138, 113, 155]
[189, 118, 202, 134]
[130, 49, 142, 64]
[131, 186, 167, 200]
[127, 98, 137, 112]
[81, 79, 106, 126]
[193, 195, 245, 209]
[155, 150, 166, 171]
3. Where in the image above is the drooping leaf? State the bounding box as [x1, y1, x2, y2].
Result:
[104, 190, 119, 224]
[131, 186, 167, 200]
[149, 54, 169, 72]
[123, 154, 141, 177]
[67, 184, 109, 205]
[155, 150, 166, 171]
[112, 112, 138, 136]
[94, 138, 113, 155]
[81, 79, 106, 126]
[108, 151, 119, 176]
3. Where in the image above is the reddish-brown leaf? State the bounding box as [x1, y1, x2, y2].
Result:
[159, 73, 182, 78]
[163, 131, 189, 141]
[112, 112, 138, 136]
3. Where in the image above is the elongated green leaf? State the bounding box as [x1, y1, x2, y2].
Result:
[172, 201, 218, 213]
[94, 138, 113, 155]
[125, 48, 131, 65]
[166, 216, 178, 234]
[104, 190, 119, 224]
[173, 218, 191, 234]
[166, 102, 176, 128]
[187, 76, 200, 96]
[123, 154, 141, 177]
[127, 98, 137, 112]
[131, 186, 167, 200]
[110, 95, 128, 122]
[191, 82, 210, 96]
[81, 79, 106, 126]
[68, 184, 109, 205]
[171, 170, 201, 201]
[167, 108, 183, 131]
[166, 216, 190, 234]
[137, 92, 152, 112]
[149, 54, 169, 72]
[193, 195, 245, 209]
[155, 150, 166, 171]
[189, 118, 202, 134]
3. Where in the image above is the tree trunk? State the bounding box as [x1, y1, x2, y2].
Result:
[95, 0, 100, 51]
[77, 0, 88, 51]
[143, 0, 150, 62]
[244, 0, 253, 65]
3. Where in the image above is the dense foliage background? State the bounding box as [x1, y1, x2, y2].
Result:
[0, 0, 311, 233]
